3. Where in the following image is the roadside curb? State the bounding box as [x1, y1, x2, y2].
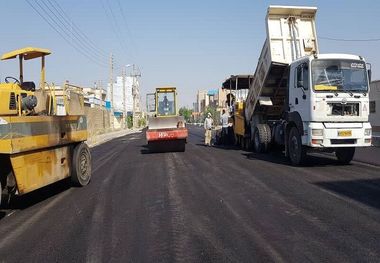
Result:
[87, 129, 142, 148]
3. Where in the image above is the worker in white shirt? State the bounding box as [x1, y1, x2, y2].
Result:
[220, 109, 229, 145]
[204, 112, 214, 146]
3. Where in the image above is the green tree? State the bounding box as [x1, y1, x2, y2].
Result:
[179, 107, 193, 123]
[127, 115, 133, 129]
[138, 118, 146, 127]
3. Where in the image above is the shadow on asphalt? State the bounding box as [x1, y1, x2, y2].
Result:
[195, 143, 241, 150]
[243, 151, 352, 167]
[140, 144, 150, 154]
[0, 211, 6, 220]
[140, 149, 151, 154]
[1, 178, 72, 217]
[140, 144, 186, 154]
[315, 179, 380, 210]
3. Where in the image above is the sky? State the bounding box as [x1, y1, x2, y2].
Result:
[1, 0, 380, 108]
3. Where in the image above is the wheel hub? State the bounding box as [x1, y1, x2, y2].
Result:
[290, 136, 299, 159]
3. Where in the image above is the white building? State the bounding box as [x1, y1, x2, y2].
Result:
[107, 76, 134, 115]
[196, 90, 208, 113]
[83, 87, 107, 108]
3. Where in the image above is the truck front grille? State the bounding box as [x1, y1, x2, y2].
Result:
[328, 103, 359, 116]
[330, 139, 357, 144]
[9, 92, 16, 110]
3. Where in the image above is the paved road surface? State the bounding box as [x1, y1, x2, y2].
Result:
[1, 126, 380, 262]
[354, 146, 380, 166]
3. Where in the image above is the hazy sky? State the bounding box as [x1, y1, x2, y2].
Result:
[1, 0, 380, 108]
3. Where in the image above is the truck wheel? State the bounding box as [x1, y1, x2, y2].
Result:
[0, 172, 16, 208]
[253, 127, 263, 153]
[288, 127, 307, 165]
[335, 147, 355, 164]
[245, 137, 252, 150]
[253, 124, 270, 153]
[71, 143, 92, 186]
[0, 181, 11, 208]
[241, 136, 247, 150]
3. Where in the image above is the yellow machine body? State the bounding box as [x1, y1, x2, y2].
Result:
[10, 146, 71, 194]
[0, 47, 89, 196]
[232, 101, 245, 136]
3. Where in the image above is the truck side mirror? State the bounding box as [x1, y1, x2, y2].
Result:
[368, 69, 372, 83]
[366, 63, 372, 83]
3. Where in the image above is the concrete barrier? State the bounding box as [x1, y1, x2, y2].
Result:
[84, 106, 128, 141]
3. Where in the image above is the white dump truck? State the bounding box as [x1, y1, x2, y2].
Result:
[241, 5, 372, 165]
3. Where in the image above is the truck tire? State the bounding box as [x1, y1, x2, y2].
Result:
[0, 172, 16, 208]
[71, 142, 92, 186]
[335, 147, 355, 164]
[0, 181, 2, 208]
[288, 127, 307, 165]
[263, 124, 272, 148]
[0, 180, 11, 208]
[241, 137, 249, 150]
[253, 124, 271, 153]
[0, 186, 10, 208]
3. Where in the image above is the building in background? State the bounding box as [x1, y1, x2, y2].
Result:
[197, 90, 208, 113]
[192, 102, 198, 112]
[195, 88, 229, 115]
[106, 76, 134, 116]
[370, 80, 380, 133]
[207, 89, 218, 108]
[216, 87, 228, 111]
[83, 85, 107, 108]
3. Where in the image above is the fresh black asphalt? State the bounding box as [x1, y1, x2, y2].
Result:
[1, 126, 379, 262]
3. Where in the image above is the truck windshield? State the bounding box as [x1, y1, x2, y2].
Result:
[312, 59, 368, 92]
[157, 92, 175, 116]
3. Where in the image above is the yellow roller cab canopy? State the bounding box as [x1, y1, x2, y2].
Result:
[157, 87, 176, 92]
[1, 47, 51, 60]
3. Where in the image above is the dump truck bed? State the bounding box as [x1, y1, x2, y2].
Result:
[245, 5, 318, 122]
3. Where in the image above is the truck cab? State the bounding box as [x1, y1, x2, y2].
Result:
[288, 54, 372, 148]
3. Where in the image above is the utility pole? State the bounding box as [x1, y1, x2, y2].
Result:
[110, 53, 114, 130]
[131, 64, 141, 129]
[122, 67, 126, 128]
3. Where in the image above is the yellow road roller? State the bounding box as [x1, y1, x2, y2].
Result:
[146, 87, 188, 152]
[0, 47, 91, 207]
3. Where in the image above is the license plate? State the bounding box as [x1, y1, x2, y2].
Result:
[338, 130, 352, 137]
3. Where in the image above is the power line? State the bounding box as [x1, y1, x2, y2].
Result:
[100, 0, 130, 62]
[116, 0, 138, 62]
[25, 0, 108, 67]
[320, 36, 380, 42]
[26, 0, 109, 68]
[48, 0, 110, 60]
[46, 0, 124, 71]
[39, 0, 107, 63]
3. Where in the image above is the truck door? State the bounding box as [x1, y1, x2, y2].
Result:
[289, 62, 311, 122]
